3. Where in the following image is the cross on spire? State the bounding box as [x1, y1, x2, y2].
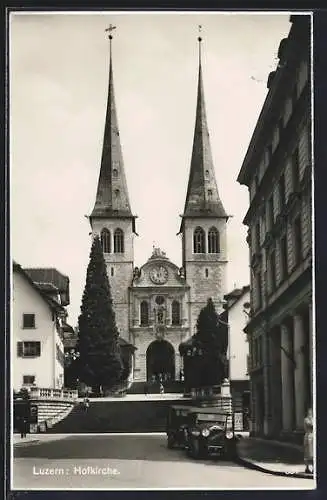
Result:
[179, 27, 228, 232]
[105, 24, 117, 40]
[198, 25, 203, 64]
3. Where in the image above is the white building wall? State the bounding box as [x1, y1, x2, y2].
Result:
[12, 271, 64, 391]
[229, 291, 250, 382]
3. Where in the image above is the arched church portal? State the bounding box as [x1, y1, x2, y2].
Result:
[146, 340, 175, 382]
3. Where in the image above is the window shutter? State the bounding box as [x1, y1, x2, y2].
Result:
[17, 342, 23, 357]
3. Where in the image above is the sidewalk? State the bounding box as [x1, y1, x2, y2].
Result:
[236, 437, 314, 480]
[13, 433, 67, 447]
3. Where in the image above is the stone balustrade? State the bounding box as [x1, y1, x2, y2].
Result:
[29, 387, 78, 401]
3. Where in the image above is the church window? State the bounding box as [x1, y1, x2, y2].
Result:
[114, 228, 124, 253]
[208, 189, 213, 198]
[100, 228, 111, 253]
[111, 268, 114, 277]
[155, 296, 165, 306]
[205, 268, 209, 278]
[113, 169, 118, 177]
[140, 301, 149, 326]
[208, 226, 220, 253]
[193, 227, 206, 253]
[172, 301, 181, 325]
[114, 189, 120, 196]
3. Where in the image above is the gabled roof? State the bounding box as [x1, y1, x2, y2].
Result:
[13, 261, 65, 315]
[24, 267, 70, 306]
[223, 285, 250, 310]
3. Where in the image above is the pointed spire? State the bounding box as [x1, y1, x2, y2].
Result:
[180, 31, 227, 230]
[91, 27, 134, 222]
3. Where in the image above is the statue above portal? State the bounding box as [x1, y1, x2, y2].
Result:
[150, 246, 168, 259]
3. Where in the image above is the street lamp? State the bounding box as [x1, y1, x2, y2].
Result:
[218, 317, 231, 380]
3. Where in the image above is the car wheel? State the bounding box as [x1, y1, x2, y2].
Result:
[167, 434, 175, 449]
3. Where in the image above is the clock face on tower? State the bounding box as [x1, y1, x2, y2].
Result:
[149, 266, 168, 285]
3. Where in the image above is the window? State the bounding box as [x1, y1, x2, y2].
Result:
[114, 228, 124, 253]
[205, 170, 209, 179]
[207, 189, 213, 198]
[155, 296, 165, 306]
[278, 174, 286, 210]
[23, 314, 35, 329]
[291, 149, 300, 191]
[280, 235, 288, 280]
[114, 189, 120, 196]
[113, 169, 118, 177]
[208, 226, 220, 253]
[293, 216, 302, 265]
[268, 195, 275, 230]
[269, 249, 277, 292]
[205, 268, 209, 278]
[111, 267, 114, 277]
[101, 228, 111, 253]
[256, 272, 262, 309]
[140, 301, 149, 326]
[22, 375, 35, 385]
[17, 341, 41, 358]
[171, 301, 181, 325]
[193, 227, 205, 253]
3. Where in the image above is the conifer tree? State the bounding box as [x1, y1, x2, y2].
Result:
[194, 298, 228, 386]
[77, 235, 123, 392]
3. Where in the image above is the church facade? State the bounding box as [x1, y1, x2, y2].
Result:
[88, 34, 230, 383]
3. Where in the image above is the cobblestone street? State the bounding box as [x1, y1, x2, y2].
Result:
[13, 434, 315, 490]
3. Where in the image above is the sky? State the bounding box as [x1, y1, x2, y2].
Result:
[10, 11, 292, 326]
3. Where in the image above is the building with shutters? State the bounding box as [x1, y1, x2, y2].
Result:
[86, 33, 230, 385]
[237, 15, 312, 440]
[12, 262, 69, 391]
[220, 286, 251, 413]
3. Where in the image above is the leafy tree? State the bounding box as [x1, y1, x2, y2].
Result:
[77, 235, 123, 392]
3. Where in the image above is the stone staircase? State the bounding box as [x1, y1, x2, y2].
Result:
[36, 401, 75, 428]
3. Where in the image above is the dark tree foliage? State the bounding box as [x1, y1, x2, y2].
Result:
[193, 298, 228, 387]
[64, 349, 80, 389]
[77, 235, 123, 391]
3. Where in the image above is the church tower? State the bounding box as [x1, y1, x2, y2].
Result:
[89, 29, 137, 341]
[180, 34, 229, 335]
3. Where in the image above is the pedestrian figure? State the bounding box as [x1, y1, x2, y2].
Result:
[83, 396, 90, 412]
[304, 408, 313, 474]
[159, 383, 164, 395]
[20, 416, 28, 438]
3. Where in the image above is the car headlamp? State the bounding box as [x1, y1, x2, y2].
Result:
[225, 431, 234, 440]
[202, 428, 210, 437]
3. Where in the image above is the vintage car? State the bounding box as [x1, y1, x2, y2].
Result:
[184, 407, 238, 460]
[166, 404, 195, 449]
